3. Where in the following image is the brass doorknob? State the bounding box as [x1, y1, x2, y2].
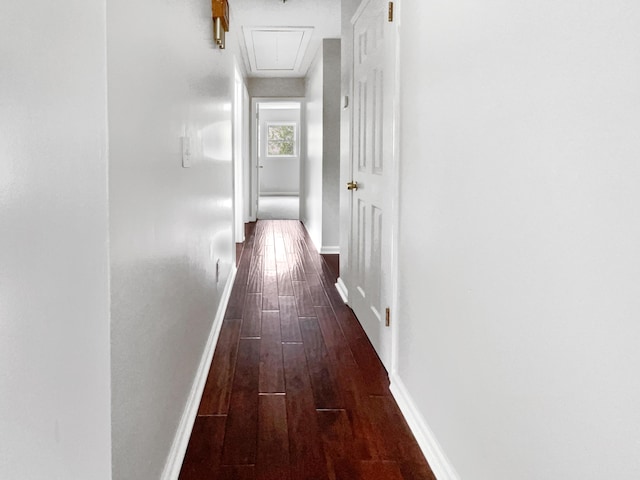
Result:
[346, 181, 358, 191]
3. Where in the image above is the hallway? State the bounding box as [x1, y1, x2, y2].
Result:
[179, 220, 434, 480]
[257, 196, 300, 220]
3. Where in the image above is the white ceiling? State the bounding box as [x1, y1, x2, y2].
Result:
[229, 0, 341, 78]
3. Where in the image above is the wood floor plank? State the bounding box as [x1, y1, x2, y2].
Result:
[333, 460, 405, 480]
[225, 282, 247, 319]
[290, 245, 311, 275]
[292, 281, 315, 317]
[314, 306, 384, 460]
[361, 461, 405, 480]
[330, 306, 390, 395]
[283, 343, 330, 480]
[263, 222, 274, 245]
[314, 306, 366, 396]
[279, 296, 302, 342]
[276, 261, 294, 296]
[221, 338, 260, 465]
[332, 305, 367, 341]
[248, 255, 264, 293]
[306, 272, 331, 307]
[317, 409, 362, 476]
[313, 306, 348, 353]
[259, 311, 285, 393]
[235, 247, 249, 281]
[281, 227, 295, 254]
[399, 461, 438, 480]
[287, 252, 306, 281]
[340, 390, 382, 460]
[256, 395, 290, 480]
[235, 230, 254, 282]
[331, 459, 360, 480]
[264, 243, 276, 271]
[179, 415, 226, 480]
[311, 314, 381, 462]
[198, 318, 242, 415]
[316, 259, 345, 310]
[316, 306, 389, 397]
[349, 337, 390, 395]
[299, 317, 343, 409]
[368, 395, 427, 464]
[299, 233, 322, 273]
[219, 465, 256, 480]
[253, 222, 267, 255]
[241, 293, 262, 338]
[274, 231, 287, 263]
[262, 269, 279, 311]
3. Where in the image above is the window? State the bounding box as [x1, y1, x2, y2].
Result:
[267, 124, 296, 156]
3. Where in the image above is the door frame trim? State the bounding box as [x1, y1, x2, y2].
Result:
[249, 97, 305, 221]
[388, 0, 402, 378]
[233, 66, 247, 244]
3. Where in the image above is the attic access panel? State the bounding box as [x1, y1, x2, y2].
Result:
[243, 27, 314, 73]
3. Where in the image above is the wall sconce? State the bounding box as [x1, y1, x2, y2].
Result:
[212, 0, 229, 49]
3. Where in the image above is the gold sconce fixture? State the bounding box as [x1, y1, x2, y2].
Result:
[212, 0, 229, 49]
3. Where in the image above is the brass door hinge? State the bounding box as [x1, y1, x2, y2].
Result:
[388, 2, 394, 22]
[385, 307, 391, 327]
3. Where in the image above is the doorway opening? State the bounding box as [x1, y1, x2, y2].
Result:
[250, 99, 303, 220]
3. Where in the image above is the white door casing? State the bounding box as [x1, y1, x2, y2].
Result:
[249, 98, 305, 221]
[258, 110, 301, 197]
[347, 0, 398, 369]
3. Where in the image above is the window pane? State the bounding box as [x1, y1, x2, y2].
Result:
[267, 125, 296, 156]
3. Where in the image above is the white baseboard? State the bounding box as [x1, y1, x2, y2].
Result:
[320, 246, 340, 254]
[335, 277, 348, 304]
[390, 373, 460, 480]
[161, 265, 238, 480]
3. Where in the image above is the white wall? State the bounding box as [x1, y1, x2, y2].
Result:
[304, 39, 341, 252]
[396, 1, 640, 479]
[107, 0, 237, 477]
[234, 69, 248, 242]
[321, 40, 342, 251]
[248, 78, 306, 98]
[258, 107, 301, 195]
[0, 1, 112, 478]
[242, 87, 252, 223]
[339, 0, 361, 274]
[304, 49, 324, 247]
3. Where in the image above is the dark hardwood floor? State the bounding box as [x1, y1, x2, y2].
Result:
[179, 220, 435, 480]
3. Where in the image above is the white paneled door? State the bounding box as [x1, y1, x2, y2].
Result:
[347, 0, 397, 369]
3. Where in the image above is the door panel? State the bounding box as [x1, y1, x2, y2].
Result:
[348, 0, 396, 368]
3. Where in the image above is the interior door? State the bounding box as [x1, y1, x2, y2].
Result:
[347, 0, 396, 368]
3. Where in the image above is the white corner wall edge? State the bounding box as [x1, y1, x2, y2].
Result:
[390, 373, 461, 480]
[335, 277, 348, 303]
[160, 265, 238, 480]
[320, 246, 340, 254]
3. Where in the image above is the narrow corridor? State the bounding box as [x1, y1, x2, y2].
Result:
[179, 220, 435, 480]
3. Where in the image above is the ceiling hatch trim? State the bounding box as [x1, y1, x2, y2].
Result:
[242, 26, 314, 75]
